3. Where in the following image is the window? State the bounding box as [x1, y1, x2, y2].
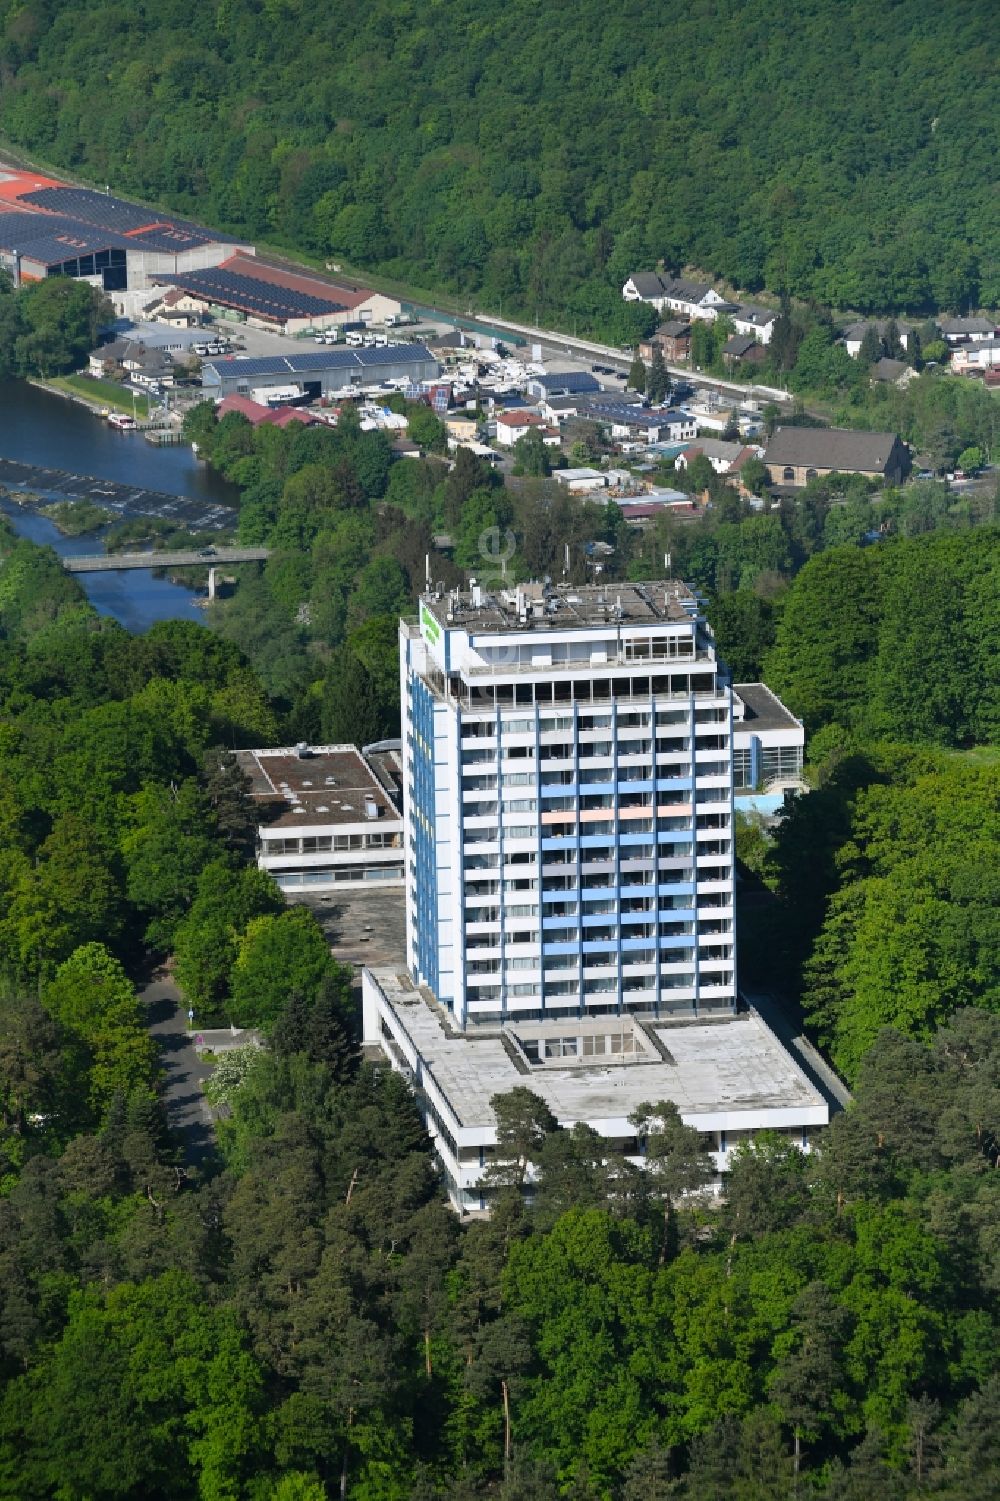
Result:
[783, 466, 795, 481]
[264, 837, 300, 855]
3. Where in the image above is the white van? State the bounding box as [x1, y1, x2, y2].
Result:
[346, 332, 364, 346]
[323, 330, 340, 344]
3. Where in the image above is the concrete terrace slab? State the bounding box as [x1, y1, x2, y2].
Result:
[367, 967, 829, 1135]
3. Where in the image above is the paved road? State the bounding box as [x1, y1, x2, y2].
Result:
[141, 971, 217, 1170]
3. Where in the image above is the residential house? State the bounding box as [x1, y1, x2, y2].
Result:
[494, 410, 560, 448]
[721, 334, 759, 366]
[638, 320, 692, 362]
[622, 271, 671, 309]
[764, 427, 910, 487]
[539, 394, 584, 422]
[937, 316, 996, 345]
[870, 357, 918, 386]
[88, 337, 140, 377]
[659, 278, 733, 323]
[577, 401, 697, 445]
[843, 320, 915, 358]
[676, 439, 763, 476]
[151, 288, 204, 327]
[732, 305, 778, 346]
[623, 273, 731, 322]
[122, 345, 174, 389]
[950, 338, 1000, 374]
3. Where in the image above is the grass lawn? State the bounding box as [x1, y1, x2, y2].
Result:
[942, 745, 1000, 766]
[47, 374, 150, 419]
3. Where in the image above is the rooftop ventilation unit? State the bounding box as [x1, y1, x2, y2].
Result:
[295, 742, 312, 759]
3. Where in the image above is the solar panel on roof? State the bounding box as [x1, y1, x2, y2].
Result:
[159, 266, 347, 319]
[19, 187, 239, 244]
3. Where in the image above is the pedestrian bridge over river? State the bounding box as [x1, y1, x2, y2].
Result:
[61, 547, 270, 599]
[61, 547, 271, 572]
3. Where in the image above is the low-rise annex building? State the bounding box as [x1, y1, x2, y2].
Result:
[363, 968, 830, 1214]
[235, 742, 404, 893]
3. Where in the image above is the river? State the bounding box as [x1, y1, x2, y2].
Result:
[0, 379, 239, 632]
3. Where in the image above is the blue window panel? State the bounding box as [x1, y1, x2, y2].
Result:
[541, 915, 579, 932]
[542, 837, 580, 853]
[658, 882, 696, 898]
[540, 783, 579, 799]
[542, 941, 582, 957]
[581, 939, 619, 955]
[655, 777, 693, 793]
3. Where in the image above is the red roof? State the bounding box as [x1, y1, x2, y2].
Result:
[217, 393, 269, 423]
[220, 253, 373, 310]
[498, 410, 544, 427]
[216, 393, 315, 428]
[259, 406, 316, 428]
[0, 167, 65, 208]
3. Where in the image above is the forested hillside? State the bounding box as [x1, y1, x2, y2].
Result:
[1, 0, 997, 327]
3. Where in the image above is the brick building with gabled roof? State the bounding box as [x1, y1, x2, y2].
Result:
[764, 427, 910, 488]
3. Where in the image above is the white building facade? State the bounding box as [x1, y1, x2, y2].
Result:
[400, 582, 737, 1031]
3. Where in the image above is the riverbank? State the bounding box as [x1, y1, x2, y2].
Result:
[34, 373, 152, 420]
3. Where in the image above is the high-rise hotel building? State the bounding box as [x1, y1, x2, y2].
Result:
[363, 579, 830, 1213]
[401, 580, 735, 1029]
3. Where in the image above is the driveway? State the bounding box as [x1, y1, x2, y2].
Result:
[141, 969, 217, 1171]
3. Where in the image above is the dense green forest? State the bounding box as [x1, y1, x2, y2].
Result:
[0, 462, 999, 1494]
[1, 0, 997, 330]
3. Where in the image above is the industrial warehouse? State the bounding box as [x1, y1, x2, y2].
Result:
[152, 253, 401, 334]
[0, 173, 250, 291]
[200, 345, 440, 401]
[0, 168, 401, 329]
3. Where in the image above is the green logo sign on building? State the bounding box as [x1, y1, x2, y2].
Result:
[420, 604, 441, 645]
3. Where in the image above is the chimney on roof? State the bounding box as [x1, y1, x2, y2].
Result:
[295, 742, 312, 759]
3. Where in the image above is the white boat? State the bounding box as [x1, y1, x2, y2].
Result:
[107, 412, 138, 431]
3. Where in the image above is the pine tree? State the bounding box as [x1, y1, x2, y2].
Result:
[270, 987, 312, 1058]
[646, 346, 670, 404]
[310, 970, 359, 1081]
[858, 324, 884, 366]
[628, 356, 647, 393]
[201, 750, 257, 860]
